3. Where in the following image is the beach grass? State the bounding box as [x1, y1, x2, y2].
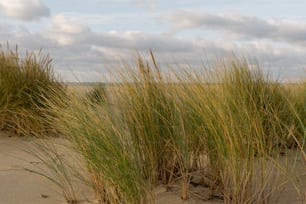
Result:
[0, 46, 65, 137]
[2, 49, 304, 203]
[46, 53, 305, 203]
[178, 59, 303, 203]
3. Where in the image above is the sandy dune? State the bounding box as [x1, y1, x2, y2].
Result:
[0, 136, 69, 204]
[0, 133, 305, 204]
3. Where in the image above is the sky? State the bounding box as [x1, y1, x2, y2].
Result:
[0, 0, 306, 82]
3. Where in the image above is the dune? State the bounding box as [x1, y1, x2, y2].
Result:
[0, 132, 304, 204]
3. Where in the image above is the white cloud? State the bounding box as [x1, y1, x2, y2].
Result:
[0, 0, 50, 21]
[50, 15, 89, 34]
[0, 11, 305, 82]
[44, 15, 90, 45]
[165, 10, 306, 46]
[42, 15, 195, 51]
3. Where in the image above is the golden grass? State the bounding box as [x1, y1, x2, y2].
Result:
[0, 46, 65, 137]
[2, 49, 304, 203]
[45, 54, 305, 203]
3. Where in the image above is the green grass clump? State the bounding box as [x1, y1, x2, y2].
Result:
[49, 53, 305, 203]
[55, 97, 151, 204]
[222, 61, 303, 150]
[53, 54, 196, 203]
[119, 56, 177, 186]
[0, 47, 65, 136]
[179, 59, 305, 203]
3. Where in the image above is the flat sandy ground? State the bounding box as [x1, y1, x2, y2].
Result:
[0, 132, 305, 204]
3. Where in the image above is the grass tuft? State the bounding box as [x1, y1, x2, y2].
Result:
[0, 46, 66, 137]
[42, 53, 305, 203]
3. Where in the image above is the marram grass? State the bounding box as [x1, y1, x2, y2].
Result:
[0, 46, 65, 136]
[45, 54, 305, 203]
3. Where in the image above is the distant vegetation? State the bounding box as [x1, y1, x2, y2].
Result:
[85, 84, 107, 105]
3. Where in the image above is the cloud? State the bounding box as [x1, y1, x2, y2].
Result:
[43, 15, 195, 52]
[44, 14, 91, 45]
[1, 13, 305, 82]
[88, 32, 196, 52]
[165, 10, 306, 46]
[0, 0, 50, 21]
[49, 15, 90, 34]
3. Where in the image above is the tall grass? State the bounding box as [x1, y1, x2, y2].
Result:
[118, 56, 177, 186]
[0, 46, 65, 136]
[116, 55, 202, 199]
[178, 59, 305, 203]
[54, 97, 151, 203]
[49, 54, 305, 203]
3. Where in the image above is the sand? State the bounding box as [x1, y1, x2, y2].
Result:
[0, 133, 95, 204]
[0, 136, 68, 204]
[0, 132, 305, 204]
